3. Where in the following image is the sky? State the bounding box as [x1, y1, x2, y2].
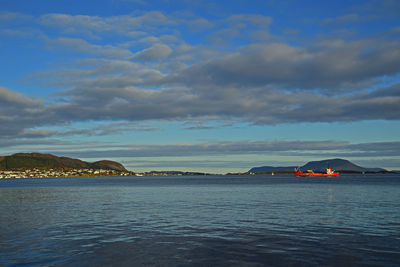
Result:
[1, 0, 400, 173]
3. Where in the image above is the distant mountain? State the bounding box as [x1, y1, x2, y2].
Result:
[249, 158, 387, 173]
[0, 153, 127, 172]
[299, 158, 386, 173]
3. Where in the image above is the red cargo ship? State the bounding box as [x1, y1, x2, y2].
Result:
[294, 168, 339, 177]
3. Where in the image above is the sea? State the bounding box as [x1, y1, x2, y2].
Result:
[0, 174, 399, 266]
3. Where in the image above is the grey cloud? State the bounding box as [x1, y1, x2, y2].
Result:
[208, 14, 273, 44]
[138, 36, 160, 44]
[45, 140, 400, 159]
[348, 141, 400, 152]
[20, 129, 58, 138]
[188, 18, 214, 30]
[184, 125, 218, 130]
[0, 11, 32, 22]
[0, 28, 38, 38]
[39, 11, 174, 37]
[34, 59, 165, 88]
[50, 86, 201, 122]
[133, 43, 173, 60]
[49, 37, 134, 58]
[2, 9, 400, 134]
[352, 0, 400, 19]
[387, 26, 400, 37]
[0, 87, 51, 138]
[174, 43, 193, 54]
[168, 39, 400, 90]
[56, 122, 162, 136]
[226, 14, 273, 28]
[40, 14, 108, 31]
[9, 66, 400, 138]
[46, 80, 400, 124]
[0, 86, 41, 106]
[0, 138, 66, 149]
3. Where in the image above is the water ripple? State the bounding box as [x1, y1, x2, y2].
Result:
[1, 174, 399, 266]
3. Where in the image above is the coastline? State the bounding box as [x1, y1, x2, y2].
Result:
[0, 168, 132, 179]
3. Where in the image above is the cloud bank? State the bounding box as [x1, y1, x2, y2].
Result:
[0, 5, 399, 169]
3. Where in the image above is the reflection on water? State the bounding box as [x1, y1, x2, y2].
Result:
[1, 175, 400, 266]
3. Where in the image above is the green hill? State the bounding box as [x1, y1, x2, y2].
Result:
[0, 153, 127, 172]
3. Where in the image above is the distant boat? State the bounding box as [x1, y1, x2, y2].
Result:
[294, 168, 339, 177]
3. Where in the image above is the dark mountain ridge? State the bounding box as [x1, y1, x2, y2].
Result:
[299, 158, 385, 173]
[0, 152, 127, 172]
[249, 158, 387, 173]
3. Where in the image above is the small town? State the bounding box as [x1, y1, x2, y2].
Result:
[0, 168, 211, 178]
[0, 168, 133, 179]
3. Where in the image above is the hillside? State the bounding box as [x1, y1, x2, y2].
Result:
[249, 158, 387, 173]
[299, 158, 386, 173]
[0, 153, 127, 172]
[91, 160, 127, 172]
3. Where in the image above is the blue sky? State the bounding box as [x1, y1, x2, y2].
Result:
[1, 0, 400, 173]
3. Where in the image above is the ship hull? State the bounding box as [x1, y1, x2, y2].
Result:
[294, 171, 339, 177]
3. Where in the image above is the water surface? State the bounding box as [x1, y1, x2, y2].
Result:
[1, 174, 399, 266]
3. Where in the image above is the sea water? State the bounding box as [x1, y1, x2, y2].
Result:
[1, 174, 399, 266]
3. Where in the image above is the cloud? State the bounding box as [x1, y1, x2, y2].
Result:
[0, 86, 40, 106]
[0, 28, 37, 38]
[2, 79, 397, 142]
[55, 80, 400, 124]
[0, 11, 32, 22]
[184, 125, 218, 130]
[1, 8, 399, 140]
[133, 43, 173, 60]
[188, 18, 214, 30]
[19, 129, 58, 138]
[42, 58, 165, 86]
[0, 87, 51, 138]
[49, 37, 134, 58]
[226, 14, 273, 28]
[207, 14, 273, 44]
[0, 138, 65, 149]
[57, 121, 162, 136]
[168, 39, 400, 90]
[39, 11, 175, 38]
[42, 140, 400, 159]
[20, 72, 400, 126]
[352, 0, 400, 19]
